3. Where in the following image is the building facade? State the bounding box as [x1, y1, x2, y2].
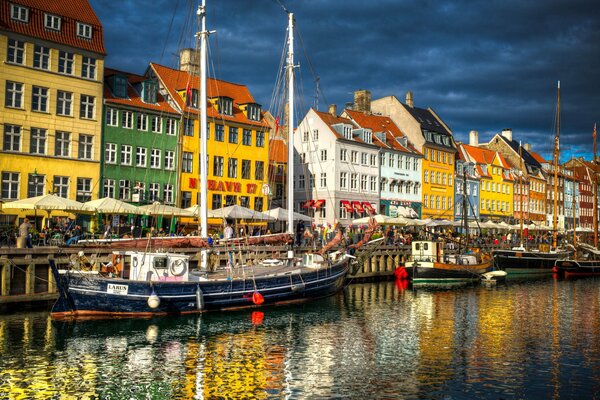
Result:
[1, 0, 105, 224]
[454, 148, 480, 228]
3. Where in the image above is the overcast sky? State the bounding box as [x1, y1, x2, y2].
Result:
[90, 0, 600, 162]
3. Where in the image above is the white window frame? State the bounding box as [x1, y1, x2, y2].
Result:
[33, 45, 50, 70]
[165, 118, 176, 135]
[80, 94, 95, 119]
[81, 57, 96, 79]
[136, 147, 147, 167]
[58, 51, 74, 75]
[150, 149, 161, 169]
[30, 128, 46, 155]
[1, 172, 20, 200]
[78, 134, 93, 160]
[55, 131, 70, 157]
[105, 143, 117, 164]
[165, 151, 175, 170]
[7, 39, 25, 65]
[56, 91, 73, 116]
[77, 22, 92, 39]
[121, 145, 132, 165]
[31, 86, 49, 112]
[106, 108, 118, 126]
[122, 111, 133, 129]
[151, 116, 162, 133]
[5, 81, 23, 108]
[104, 178, 115, 198]
[137, 113, 148, 131]
[10, 4, 29, 22]
[44, 14, 61, 30]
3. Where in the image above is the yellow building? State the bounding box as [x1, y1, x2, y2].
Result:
[371, 91, 456, 220]
[149, 60, 270, 217]
[461, 144, 514, 221]
[0, 1, 105, 225]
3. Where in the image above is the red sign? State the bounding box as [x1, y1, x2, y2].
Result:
[207, 179, 259, 194]
[189, 178, 197, 189]
[352, 201, 364, 213]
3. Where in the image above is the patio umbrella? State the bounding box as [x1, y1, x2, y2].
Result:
[352, 214, 397, 225]
[83, 197, 143, 215]
[2, 193, 89, 212]
[264, 207, 313, 222]
[497, 221, 512, 230]
[425, 218, 454, 227]
[393, 205, 419, 218]
[137, 202, 196, 217]
[208, 205, 275, 221]
[479, 220, 499, 229]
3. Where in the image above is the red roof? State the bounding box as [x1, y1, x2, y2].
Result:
[461, 143, 496, 165]
[529, 150, 547, 164]
[312, 109, 366, 142]
[150, 63, 267, 128]
[269, 138, 287, 163]
[1, 0, 105, 55]
[104, 68, 179, 115]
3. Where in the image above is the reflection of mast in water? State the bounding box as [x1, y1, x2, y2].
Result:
[550, 279, 561, 399]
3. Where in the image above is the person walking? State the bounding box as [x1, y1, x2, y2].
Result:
[19, 218, 33, 248]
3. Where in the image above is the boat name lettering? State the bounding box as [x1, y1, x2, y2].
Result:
[107, 284, 129, 295]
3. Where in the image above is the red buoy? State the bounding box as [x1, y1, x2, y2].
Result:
[395, 266, 409, 280]
[252, 291, 264, 305]
[552, 266, 559, 273]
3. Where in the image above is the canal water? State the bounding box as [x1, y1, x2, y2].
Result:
[1, 276, 599, 399]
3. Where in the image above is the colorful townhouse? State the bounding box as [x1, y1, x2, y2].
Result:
[371, 91, 456, 220]
[101, 68, 180, 211]
[563, 169, 579, 230]
[294, 106, 379, 228]
[0, 0, 105, 227]
[565, 158, 596, 229]
[459, 143, 514, 222]
[342, 99, 422, 218]
[148, 55, 270, 213]
[454, 146, 480, 229]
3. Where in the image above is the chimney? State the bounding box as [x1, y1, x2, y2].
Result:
[405, 91, 414, 108]
[328, 104, 337, 116]
[501, 128, 513, 142]
[179, 48, 199, 75]
[523, 143, 531, 152]
[469, 130, 479, 146]
[353, 90, 371, 113]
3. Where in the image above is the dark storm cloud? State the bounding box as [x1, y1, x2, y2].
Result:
[90, 0, 600, 160]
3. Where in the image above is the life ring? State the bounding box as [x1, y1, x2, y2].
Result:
[169, 258, 187, 276]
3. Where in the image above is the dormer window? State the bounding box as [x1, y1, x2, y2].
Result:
[44, 14, 61, 31]
[77, 22, 92, 39]
[141, 80, 157, 104]
[247, 104, 261, 121]
[362, 130, 372, 144]
[110, 74, 128, 98]
[344, 126, 352, 140]
[11, 4, 29, 22]
[218, 97, 233, 116]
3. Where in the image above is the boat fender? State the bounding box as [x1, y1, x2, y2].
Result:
[395, 266, 409, 280]
[252, 291, 264, 305]
[552, 266, 559, 273]
[195, 287, 204, 310]
[147, 291, 160, 309]
[169, 259, 187, 276]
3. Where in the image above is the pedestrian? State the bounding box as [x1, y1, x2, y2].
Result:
[224, 223, 234, 239]
[19, 218, 33, 248]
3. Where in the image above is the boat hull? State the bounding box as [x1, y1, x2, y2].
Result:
[50, 259, 349, 318]
[402, 260, 493, 283]
[553, 259, 600, 277]
[493, 250, 571, 274]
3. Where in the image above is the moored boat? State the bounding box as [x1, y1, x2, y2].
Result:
[553, 244, 600, 277]
[493, 246, 571, 274]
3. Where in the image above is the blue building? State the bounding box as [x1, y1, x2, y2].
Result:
[454, 152, 480, 233]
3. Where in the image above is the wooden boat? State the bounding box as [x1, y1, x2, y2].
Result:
[553, 244, 600, 276]
[493, 246, 571, 274]
[49, 249, 351, 319]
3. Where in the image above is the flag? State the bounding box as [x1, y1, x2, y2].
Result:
[274, 117, 280, 134]
[185, 83, 192, 107]
[594, 123, 597, 140]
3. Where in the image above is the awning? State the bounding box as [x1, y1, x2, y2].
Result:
[301, 200, 314, 209]
[352, 201, 364, 213]
[362, 202, 375, 214]
[341, 200, 353, 212]
[313, 199, 326, 209]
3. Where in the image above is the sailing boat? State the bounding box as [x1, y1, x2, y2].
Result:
[554, 123, 600, 276]
[492, 82, 572, 274]
[48, 5, 352, 318]
[395, 166, 493, 284]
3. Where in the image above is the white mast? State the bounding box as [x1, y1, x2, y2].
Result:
[198, 1, 210, 268]
[286, 12, 295, 235]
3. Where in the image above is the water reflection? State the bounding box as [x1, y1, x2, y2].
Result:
[1, 278, 600, 398]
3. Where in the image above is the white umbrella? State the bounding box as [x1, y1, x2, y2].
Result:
[479, 220, 499, 229]
[83, 197, 143, 215]
[2, 193, 89, 212]
[264, 207, 313, 222]
[497, 221, 512, 230]
[208, 205, 275, 221]
[138, 202, 196, 217]
[352, 214, 396, 225]
[425, 218, 454, 227]
[393, 205, 419, 218]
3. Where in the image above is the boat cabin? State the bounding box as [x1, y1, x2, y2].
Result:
[411, 241, 443, 263]
[110, 251, 192, 282]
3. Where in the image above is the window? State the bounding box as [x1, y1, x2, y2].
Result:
[424, 170, 429, 183]
[80, 95, 95, 119]
[256, 130, 265, 147]
[141, 81, 157, 104]
[303, 131, 309, 142]
[218, 97, 233, 116]
[212, 194, 222, 209]
[7, 39, 25, 65]
[137, 113, 148, 131]
[370, 176, 377, 192]
[119, 180, 130, 200]
[228, 158, 238, 178]
[4, 124, 21, 151]
[388, 154, 394, 167]
[122, 111, 133, 128]
[81, 57, 96, 79]
[10, 4, 29, 22]
[28, 173, 45, 197]
[1, 172, 19, 200]
[121, 145, 132, 165]
[254, 197, 264, 212]
[58, 51, 74, 74]
[238, 196, 249, 208]
[312, 129, 319, 141]
[180, 191, 192, 209]
[361, 152, 368, 165]
[321, 149, 327, 161]
[424, 195, 428, 208]
[182, 152, 193, 173]
[74, 178, 91, 202]
[55, 131, 70, 156]
[242, 160, 251, 179]
[102, 179, 115, 198]
[298, 175, 305, 189]
[361, 175, 367, 191]
[51, 176, 66, 198]
[104, 143, 117, 164]
[371, 154, 377, 166]
[33, 45, 50, 70]
[56, 91, 73, 116]
[225, 195, 237, 207]
[78, 134, 93, 160]
[215, 124, 224, 141]
[351, 151, 358, 164]
[5, 81, 23, 108]
[340, 149, 347, 162]
[77, 22, 92, 39]
[320, 173, 327, 188]
[398, 155, 403, 169]
[165, 151, 175, 170]
[339, 202, 348, 219]
[31, 86, 49, 112]
[238, 129, 251, 146]
[213, 156, 224, 177]
[30, 128, 46, 154]
[228, 127, 238, 144]
[106, 108, 118, 126]
[183, 118, 194, 136]
[255, 161, 264, 180]
[149, 149, 161, 169]
[166, 118, 176, 135]
[44, 14, 61, 30]
[148, 183, 160, 201]
[350, 173, 358, 191]
[148, 116, 160, 133]
[164, 184, 174, 204]
[135, 147, 147, 167]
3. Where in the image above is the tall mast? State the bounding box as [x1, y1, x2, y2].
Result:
[552, 81, 560, 249]
[519, 141, 525, 248]
[572, 157, 577, 250]
[594, 123, 598, 248]
[459, 166, 468, 253]
[286, 12, 295, 235]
